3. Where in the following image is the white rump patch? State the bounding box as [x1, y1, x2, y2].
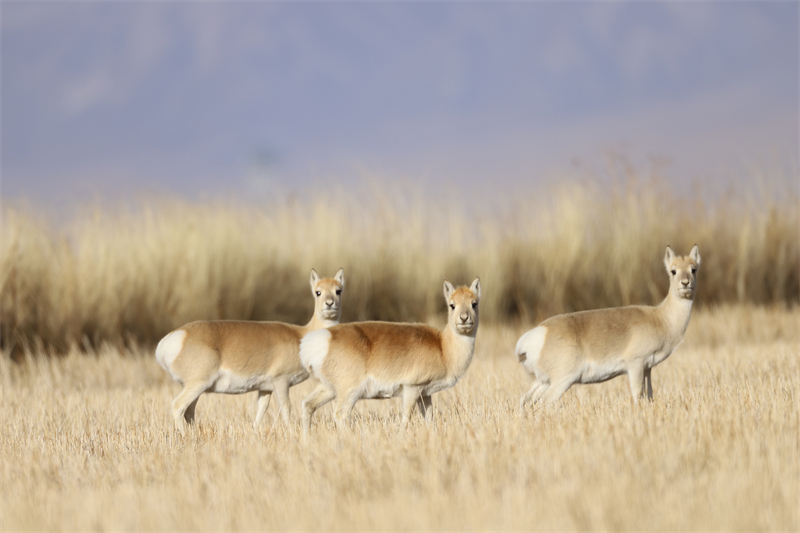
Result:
[155, 329, 187, 380]
[516, 326, 547, 375]
[300, 329, 332, 376]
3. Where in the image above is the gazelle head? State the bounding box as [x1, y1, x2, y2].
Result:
[444, 277, 481, 335]
[310, 268, 345, 321]
[664, 245, 700, 300]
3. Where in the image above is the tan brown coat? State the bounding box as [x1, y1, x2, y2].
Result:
[517, 246, 700, 409]
[300, 278, 480, 432]
[156, 268, 344, 431]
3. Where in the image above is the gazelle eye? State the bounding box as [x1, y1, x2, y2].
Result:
[691, 268, 697, 274]
[449, 303, 456, 310]
[472, 301, 477, 309]
[336, 290, 342, 295]
[670, 270, 676, 276]
[315, 291, 321, 296]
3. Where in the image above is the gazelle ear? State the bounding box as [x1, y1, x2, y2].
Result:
[470, 277, 481, 300]
[443, 279, 456, 302]
[335, 267, 345, 288]
[664, 246, 676, 271]
[310, 269, 320, 292]
[689, 245, 701, 266]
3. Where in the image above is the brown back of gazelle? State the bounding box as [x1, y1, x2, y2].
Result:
[300, 278, 480, 433]
[516, 246, 700, 410]
[155, 268, 344, 431]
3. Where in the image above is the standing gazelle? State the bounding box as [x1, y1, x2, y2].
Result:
[517, 246, 700, 409]
[299, 278, 480, 433]
[155, 268, 344, 432]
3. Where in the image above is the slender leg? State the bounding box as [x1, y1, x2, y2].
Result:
[184, 397, 200, 424]
[333, 389, 361, 429]
[172, 383, 208, 433]
[644, 366, 653, 401]
[540, 378, 574, 409]
[302, 383, 336, 434]
[253, 390, 272, 428]
[273, 379, 292, 424]
[520, 381, 543, 411]
[627, 364, 645, 403]
[401, 386, 421, 428]
[416, 394, 433, 424]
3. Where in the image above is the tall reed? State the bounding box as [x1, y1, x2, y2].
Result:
[1, 169, 797, 353]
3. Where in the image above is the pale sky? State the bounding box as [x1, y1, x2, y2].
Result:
[2, 2, 797, 208]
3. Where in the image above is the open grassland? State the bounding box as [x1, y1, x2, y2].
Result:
[1, 306, 797, 531]
[2, 169, 798, 353]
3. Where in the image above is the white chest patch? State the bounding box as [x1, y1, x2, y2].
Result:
[300, 329, 332, 375]
[155, 329, 187, 380]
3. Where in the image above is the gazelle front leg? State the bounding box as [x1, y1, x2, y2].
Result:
[627, 364, 646, 403]
[302, 382, 336, 435]
[253, 390, 272, 428]
[401, 385, 422, 428]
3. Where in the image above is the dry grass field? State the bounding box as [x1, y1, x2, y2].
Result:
[1, 305, 797, 531]
[1, 169, 798, 529]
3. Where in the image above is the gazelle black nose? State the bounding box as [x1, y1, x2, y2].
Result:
[681, 279, 690, 286]
[326, 298, 334, 306]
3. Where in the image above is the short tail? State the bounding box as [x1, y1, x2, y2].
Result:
[516, 326, 547, 372]
[300, 329, 332, 376]
[154, 329, 187, 381]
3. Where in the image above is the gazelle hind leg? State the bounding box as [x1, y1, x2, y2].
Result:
[302, 382, 336, 434]
[643, 366, 653, 401]
[520, 381, 545, 411]
[540, 378, 574, 409]
[416, 394, 433, 424]
[333, 389, 362, 429]
[172, 383, 208, 433]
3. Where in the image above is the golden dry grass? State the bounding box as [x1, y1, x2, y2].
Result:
[2, 169, 798, 353]
[1, 305, 797, 531]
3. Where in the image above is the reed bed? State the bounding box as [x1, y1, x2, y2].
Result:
[1, 170, 798, 353]
[0, 306, 797, 531]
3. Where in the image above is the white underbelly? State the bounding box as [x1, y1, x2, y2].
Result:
[212, 369, 272, 394]
[361, 376, 403, 400]
[579, 360, 627, 384]
[288, 369, 310, 386]
[421, 377, 457, 396]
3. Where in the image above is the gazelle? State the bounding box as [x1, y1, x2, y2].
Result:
[517, 245, 700, 410]
[299, 278, 480, 433]
[155, 268, 344, 432]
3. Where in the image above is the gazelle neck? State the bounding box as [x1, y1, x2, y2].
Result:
[658, 290, 694, 339]
[305, 313, 339, 333]
[441, 323, 477, 378]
